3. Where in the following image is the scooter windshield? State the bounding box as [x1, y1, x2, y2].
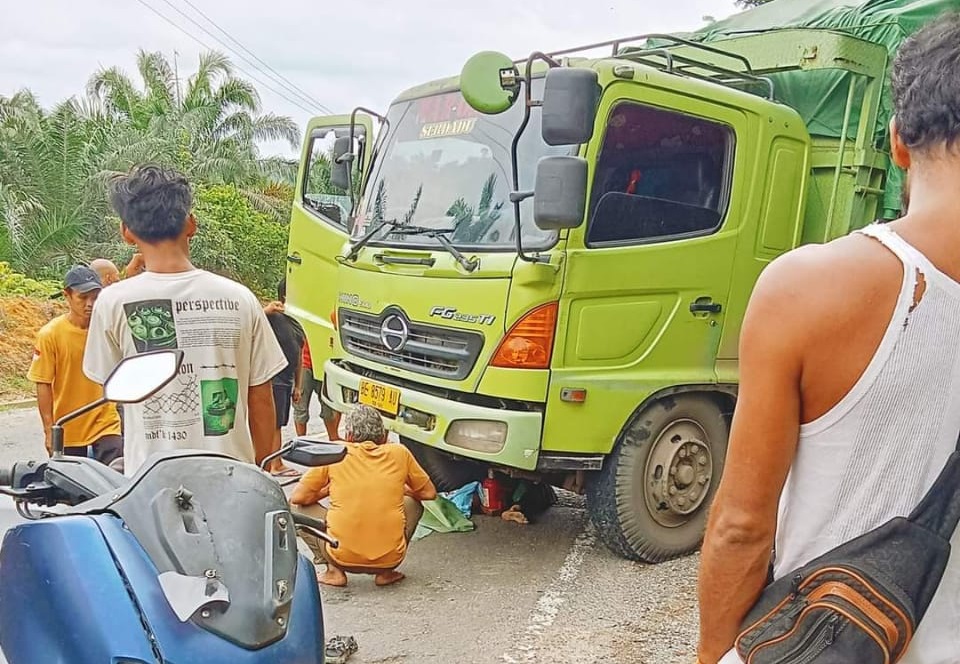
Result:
[103, 451, 299, 649]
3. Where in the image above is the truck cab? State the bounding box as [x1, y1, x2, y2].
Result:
[286, 29, 893, 562]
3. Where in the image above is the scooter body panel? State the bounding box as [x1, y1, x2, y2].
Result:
[0, 515, 158, 664]
[0, 514, 325, 664]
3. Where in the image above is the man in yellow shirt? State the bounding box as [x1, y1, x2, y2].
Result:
[291, 405, 437, 587]
[27, 266, 122, 464]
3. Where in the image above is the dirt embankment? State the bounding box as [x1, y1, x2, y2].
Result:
[0, 297, 63, 402]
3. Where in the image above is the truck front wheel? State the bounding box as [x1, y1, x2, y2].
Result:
[587, 394, 729, 563]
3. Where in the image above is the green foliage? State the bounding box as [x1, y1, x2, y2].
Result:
[305, 153, 333, 195]
[0, 262, 60, 297]
[371, 179, 388, 223]
[191, 184, 288, 297]
[449, 174, 504, 243]
[0, 49, 301, 291]
[735, 0, 774, 7]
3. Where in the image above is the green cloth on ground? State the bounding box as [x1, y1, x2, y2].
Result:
[413, 496, 475, 541]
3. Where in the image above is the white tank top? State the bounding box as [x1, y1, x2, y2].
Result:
[721, 223, 960, 664]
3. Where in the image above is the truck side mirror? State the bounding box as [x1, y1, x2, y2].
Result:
[460, 51, 520, 115]
[330, 136, 353, 191]
[533, 156, 588, 230]
[541, 68, 600, 146]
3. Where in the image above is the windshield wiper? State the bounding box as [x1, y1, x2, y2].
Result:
[342, 218, 400, 262]
[391, 226, 479, 273]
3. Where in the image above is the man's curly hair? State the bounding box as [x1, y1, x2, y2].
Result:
[892, 11, 960, 154]
[342, 405, 387, 443]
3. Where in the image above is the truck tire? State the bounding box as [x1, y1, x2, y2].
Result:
[400, 437, 485, 492]
[587, 394, 729, 563]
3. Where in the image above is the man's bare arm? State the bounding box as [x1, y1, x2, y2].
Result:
[290, 479, 328, 505]
[406, 482, 438, 502]
[697, 256, 808, 663]
[247, 381, 276, 466]
[36, 383, 54, 454]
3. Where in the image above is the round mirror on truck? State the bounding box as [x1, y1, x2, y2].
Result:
[460, 51, 520, 114]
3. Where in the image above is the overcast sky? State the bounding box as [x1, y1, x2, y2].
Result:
[1, 0, 745, 156]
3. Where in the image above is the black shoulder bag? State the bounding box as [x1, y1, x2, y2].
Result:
[735, 433, 960, 664]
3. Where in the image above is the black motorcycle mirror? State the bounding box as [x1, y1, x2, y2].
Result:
[50, 350, 184, 458]
[259, 437, 348, 474]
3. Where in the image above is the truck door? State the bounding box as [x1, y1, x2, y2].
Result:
[544, 87, 751, 454]
[286, 114, 375, 369]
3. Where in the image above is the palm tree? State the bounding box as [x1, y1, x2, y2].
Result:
[88, 50, 300, 215]
[449, 174, 505, 243]
[0, 49, 306, 280]
[0, 93, 116, 274]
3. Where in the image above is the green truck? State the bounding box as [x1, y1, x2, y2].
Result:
[285, 0, 952, 562]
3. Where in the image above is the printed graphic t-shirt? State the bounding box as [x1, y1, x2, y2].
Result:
[83, 269, 287, 475]
[27, 315, 122, 447]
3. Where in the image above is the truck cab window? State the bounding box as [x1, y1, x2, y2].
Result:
[302, 128, 356, 229]
[587, 102, 733, 245]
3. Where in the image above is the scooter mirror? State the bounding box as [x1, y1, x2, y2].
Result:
[103, 350, 184, 404]
[283, 438, 348, 468]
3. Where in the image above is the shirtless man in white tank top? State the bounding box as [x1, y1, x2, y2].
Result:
[697, 13, 960, 664]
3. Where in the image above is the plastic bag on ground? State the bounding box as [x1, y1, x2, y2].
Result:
[413, 495, 475, 541]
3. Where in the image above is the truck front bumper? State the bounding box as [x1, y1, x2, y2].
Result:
[322, 360, 543, 471]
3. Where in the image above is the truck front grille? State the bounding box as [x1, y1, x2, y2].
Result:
[338, 309, 484, 380]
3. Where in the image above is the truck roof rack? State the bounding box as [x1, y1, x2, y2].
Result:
[546, 33, 754, 71]
[514, 32, 773, 99]
[520, 29, 889, 103]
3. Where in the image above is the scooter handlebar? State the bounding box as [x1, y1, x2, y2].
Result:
[292, 512, 327, 532]
[291, 512, 339, 549]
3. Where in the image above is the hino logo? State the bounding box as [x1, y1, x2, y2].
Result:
[338, 292, 371, 309]
[429, 306, 496, 326]
[379, 314, 410, 352]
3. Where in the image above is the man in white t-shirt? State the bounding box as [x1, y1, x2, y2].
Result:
[84, 164, 287, 476]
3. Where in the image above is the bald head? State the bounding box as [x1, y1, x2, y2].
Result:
[89, 259, 120, 287]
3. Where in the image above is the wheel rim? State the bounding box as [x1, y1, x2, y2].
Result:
[641, 418, 713, 528]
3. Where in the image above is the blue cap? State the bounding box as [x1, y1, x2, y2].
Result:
[63, 265, 103, 293]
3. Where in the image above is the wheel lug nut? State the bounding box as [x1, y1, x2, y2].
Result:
[678, 497, 686, 507]
[699, 455, 707, 465]
[669, 486, 677, 495]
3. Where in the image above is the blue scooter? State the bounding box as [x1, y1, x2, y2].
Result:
[0, 349, 345, 664]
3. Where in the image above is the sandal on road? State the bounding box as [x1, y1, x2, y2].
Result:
[271, 467, 302, 478]
[325, 635, 359, 663]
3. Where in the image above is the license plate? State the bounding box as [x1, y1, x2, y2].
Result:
[358, 380, 401, 416]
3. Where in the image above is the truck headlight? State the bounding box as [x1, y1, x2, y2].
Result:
[445, 420, 508, 453]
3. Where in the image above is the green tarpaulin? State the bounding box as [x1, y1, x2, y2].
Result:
[413, 496, 475, 541]
[691, 0, 960, 215]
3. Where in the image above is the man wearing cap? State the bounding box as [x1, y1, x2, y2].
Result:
[27, 265, 122, 464]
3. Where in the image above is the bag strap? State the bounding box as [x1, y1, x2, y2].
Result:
[907, 430, 960, 540]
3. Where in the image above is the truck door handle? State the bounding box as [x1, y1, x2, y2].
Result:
[286, 254, 302, 265]
[690, 299, 722, 314]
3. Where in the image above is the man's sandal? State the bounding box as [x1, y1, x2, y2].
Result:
[271, 468, 302, 478]
[325, 635, 359, 663]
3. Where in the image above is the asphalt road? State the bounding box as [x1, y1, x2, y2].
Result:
[0, 404, 701, 664]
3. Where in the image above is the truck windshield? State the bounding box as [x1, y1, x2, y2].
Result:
[353, 80, 566, 250]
